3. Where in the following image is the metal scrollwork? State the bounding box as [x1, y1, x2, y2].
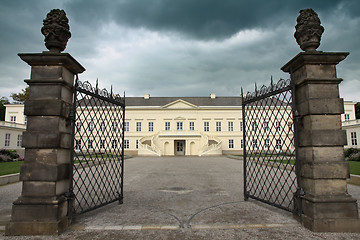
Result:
[243, 78, 291, 102]
[75, 79, 125, 105]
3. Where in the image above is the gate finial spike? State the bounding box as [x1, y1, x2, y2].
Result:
[95, 78, 99, 94]
[255, 83, 257, 96]
[111, 85, 113, 98]
[271, 76, 274, 91]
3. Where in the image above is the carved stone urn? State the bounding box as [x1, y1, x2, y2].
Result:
[294, 9, 324, 51]
[41, 9, 71, 53]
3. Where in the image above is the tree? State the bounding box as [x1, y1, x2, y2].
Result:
[356, 102, 360, 119]
[10, 86, 29, 103]
[0, 97, 10, 121]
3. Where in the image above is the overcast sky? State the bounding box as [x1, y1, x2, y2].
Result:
[1, 0, 359, 101]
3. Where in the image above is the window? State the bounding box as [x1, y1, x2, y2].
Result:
[5, 133, 10, 146]
[136, 122, 141, 132]
[124, 139, 129, 149]
[177, 122, 183, 131]
[75, 139, 81, 150]
[275, 121, 281, 132]
[351, 132, 358, 146]
[124, 122, 129, 132]
[252, 122, 258, 131]
[345, 114, 350, 121]
[10, 116, 16, 123]
[100, 139, 105, 149]
[241, 139, 244, 148]
[88, 140, 93, 149]
[17, 135, 22, 147]
[204, 122, 209, 132]
[88, 122, 95, 132]
[240, 121, 243, 131]
[24, 116, 27, 125]
[228, 121, 233, 131]
[100, 122, 105, 132]
[165, 122, 170, 131]
[149, 122, 154, 132]
[229, 139, 234, 149]
[275, 139, 282, 150]
[112, 122, 118, 132]
[216, 122, 221, 132]
[112, 140, 118, 149]
[265, 139, 270, 149]
[288, 122, 293, 131]
[263, 121, 269, 132]
[189, 122, 194, 131]
[136, 140, 139, 149]
[76, 122, 82, 132]
[252, 139, 258, 148]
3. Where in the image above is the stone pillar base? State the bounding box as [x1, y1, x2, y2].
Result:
[5, 196, 68, 236]
[302, 215, 360, 232]
[6, 218, 68, 236]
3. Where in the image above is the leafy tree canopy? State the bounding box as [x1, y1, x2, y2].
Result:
[0, 97, 10, 121]
[10, 86, 29, 103]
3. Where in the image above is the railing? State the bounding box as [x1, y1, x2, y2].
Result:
[199, 134, 222, 156]
[138, 135, 161, 156]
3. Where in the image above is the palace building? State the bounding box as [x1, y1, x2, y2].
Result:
[1, 97, 358, 157]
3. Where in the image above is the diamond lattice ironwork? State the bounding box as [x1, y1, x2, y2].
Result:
[68, 78, 125, 217]
[242, 78, 301, 214]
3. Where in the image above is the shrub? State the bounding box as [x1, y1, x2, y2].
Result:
[349, 152, 360, 162]
[345, 148, 360, 158]
[0, 154, 12, 162]
[0, 149, 20, 161]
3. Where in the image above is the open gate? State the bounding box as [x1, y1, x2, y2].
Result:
[67, 78, 125, 219]
[242, 78, 302, 216]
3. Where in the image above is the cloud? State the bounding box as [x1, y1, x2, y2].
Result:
[0, 0, 359, 102]
[64, 0, 345, 40]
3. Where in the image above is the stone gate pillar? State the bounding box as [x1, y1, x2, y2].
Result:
[281, 9, 360, 232]
[5, 9, 85, 235]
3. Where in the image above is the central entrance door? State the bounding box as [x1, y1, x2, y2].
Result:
[174, 140, 185, 155]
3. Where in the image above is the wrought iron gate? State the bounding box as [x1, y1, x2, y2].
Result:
[242, 78, 302, 216]
[67, 78, 125, 219]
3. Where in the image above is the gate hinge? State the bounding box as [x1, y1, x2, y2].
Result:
[66, 110, 75, 127]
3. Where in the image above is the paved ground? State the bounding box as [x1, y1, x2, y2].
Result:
[0, 156, 360, 239]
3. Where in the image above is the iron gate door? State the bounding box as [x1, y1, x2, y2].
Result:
[242, 78, 302, 216]
[68, 78, 125, 219]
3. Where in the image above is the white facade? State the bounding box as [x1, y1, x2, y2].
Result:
[342, 101, 359, 148]
[124, 97, 243, 156]
[0, 104, 26, 153]
[3, 99, 358, 156]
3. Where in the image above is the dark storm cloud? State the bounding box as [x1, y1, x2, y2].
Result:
[65, 0, 349, 40]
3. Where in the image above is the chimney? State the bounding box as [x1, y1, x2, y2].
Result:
[144, 94, 150, 99]
[210, 93, 216, 99]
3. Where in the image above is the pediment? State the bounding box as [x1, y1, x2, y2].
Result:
[162, 99, 198, 109]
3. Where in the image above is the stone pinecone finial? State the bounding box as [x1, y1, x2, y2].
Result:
[294, 9, 324, 52]
[41, 9, 71, 53]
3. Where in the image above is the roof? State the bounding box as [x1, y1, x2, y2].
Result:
[125, 97, 242, 107]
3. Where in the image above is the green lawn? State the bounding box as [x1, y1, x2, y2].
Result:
[0, 161, 24, 176]
[1, 159, 360, 176]
[348, 161, 360, 175]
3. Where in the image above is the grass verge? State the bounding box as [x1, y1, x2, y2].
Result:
[0, 161, 24, 176]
